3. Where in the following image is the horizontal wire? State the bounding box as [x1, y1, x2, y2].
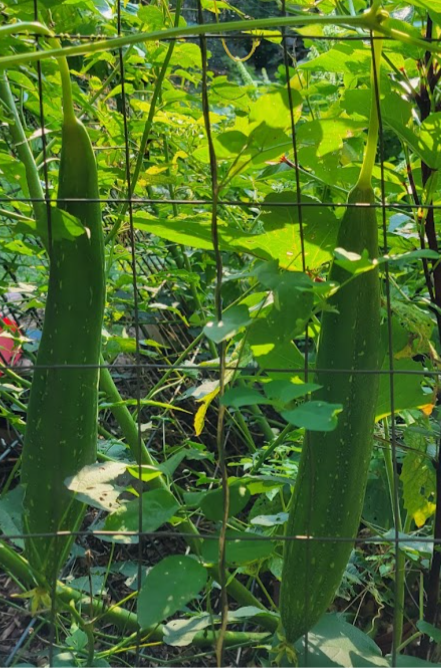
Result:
[0, 196, 441, 209]
[2, 529, 438, 544]
[0, 362, 436, 375]
[2, 197, 441, 209]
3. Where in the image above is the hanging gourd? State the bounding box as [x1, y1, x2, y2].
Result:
[280, 37, 383, 642]
[21, 52, 105, 585]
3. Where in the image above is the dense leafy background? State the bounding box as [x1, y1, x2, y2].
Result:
[0, 0, 441, 666]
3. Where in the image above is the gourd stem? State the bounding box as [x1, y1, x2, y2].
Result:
[54, 47, 76, 124]
[0, 22, 75, 123]
[357, 34, 383, 189]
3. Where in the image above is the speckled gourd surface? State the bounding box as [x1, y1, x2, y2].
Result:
[279, 183, 382, 642]
[21, 118, 105, 583]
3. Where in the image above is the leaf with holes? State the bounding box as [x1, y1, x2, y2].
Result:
[103, 489, 179, 544]
[65, 461, 127, 512]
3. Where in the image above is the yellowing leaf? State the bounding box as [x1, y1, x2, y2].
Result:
[401, 430, 436, 528]
[194, 388, 219, 436]
[414, 502, 436, 528]
[14, 587, 52, 614]
[172, 150, 188, 164]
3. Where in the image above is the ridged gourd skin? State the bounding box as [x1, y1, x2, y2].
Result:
[21, 118, 105, 583]
[280, 185, 381, 642]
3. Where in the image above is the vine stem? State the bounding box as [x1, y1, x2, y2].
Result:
[381, 419, 411, 650]
[197, 2, 229, 662]
[0, 540, 271, 648]
[98, 358, 278, 630]
[0, 73, 46, 229]
[357, 34, 383, 189]
[4, 11, 441, 70]
[0, 6, 386, 71]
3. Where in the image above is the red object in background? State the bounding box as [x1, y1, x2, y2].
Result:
[0, 316, 22, 374]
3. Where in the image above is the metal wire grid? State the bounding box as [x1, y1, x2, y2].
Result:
[0, 1, 439, 666]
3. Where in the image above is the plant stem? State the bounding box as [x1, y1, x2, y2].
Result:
[0, 8, 385, 72]
[382, 419, 413, 650]
[394, 513, 412, 651]
[0, 23, 74, 122]
[0, 208, 35, 224]
[251, 423, 294, 473]
[34, 46, 134, 166]
[382, 418, 402, 532]
[0, 24, 76, 250]
[98, 359, 277, 627]
[357, 34, 383, 189]
[0, 539, 273, 644]
[396, 631, 422, 654]
[98, 358, 160, 469]
[0, 540, 38, 587]
[0, 72, 46, 228]
[232, 410, 257, 452]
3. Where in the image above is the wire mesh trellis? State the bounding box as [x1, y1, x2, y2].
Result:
[0, 1, 440, 667]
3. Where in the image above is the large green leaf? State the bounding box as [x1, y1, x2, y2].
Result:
[260, 193, 339, 270]
[103, 489, 179, 544]
[375, 318, 432, 420]
[249, 319, 305, 381]
[376, 358, 431, 421]
[383, 112, 441, 170]
[404, 0, 441, 13]
[300, 43, 371, 75]
[249, 89, 302, 128]
[294, 614, 388, 667]
[204, 305, 252, 343]
[200, 484, 250, 522]
[138, 556, 207, 628]
[296, 119, 367, 157]
[202, 531, 275, 564]
[134, 193, 338, 271]
[282, 400, 342, 432]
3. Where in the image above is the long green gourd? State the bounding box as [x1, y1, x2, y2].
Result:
[280, 37, 383, 643]
[21, 58, 105, 584]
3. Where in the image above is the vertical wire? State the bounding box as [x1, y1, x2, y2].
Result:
[196, 2, 228, 665]
[371, 33, 399, 666]
[116, 2, 144, 663]
[280, 1, 311, 660]
[33, 1, 56, 665]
